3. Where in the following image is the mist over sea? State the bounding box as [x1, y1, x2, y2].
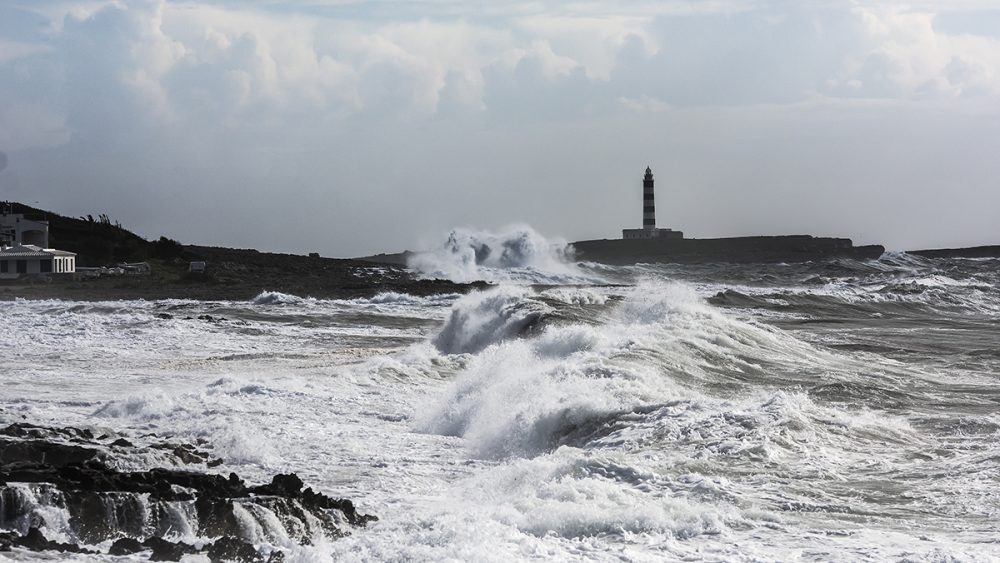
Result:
[3, 227, 1000, 561]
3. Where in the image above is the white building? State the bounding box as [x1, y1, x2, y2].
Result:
[0, 211, 77, 279]
[0, 212, 49, 247]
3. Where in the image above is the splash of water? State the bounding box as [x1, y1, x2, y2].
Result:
[432, 286, 551, 355]
[407, 226, 600, 284]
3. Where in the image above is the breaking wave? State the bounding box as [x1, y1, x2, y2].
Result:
[416, 281, 879, 460]
[407, 225, 603, 284]
[432, 287, 551, 355]
[251, 291, 309, 305]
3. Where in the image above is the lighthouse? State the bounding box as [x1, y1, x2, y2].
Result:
[642, 166, 655, 230]
[622, 166, 683, 240]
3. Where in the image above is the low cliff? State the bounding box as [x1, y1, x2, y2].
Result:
[571, 235, 885, 265]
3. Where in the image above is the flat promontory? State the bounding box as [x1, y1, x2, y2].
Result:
[907, 245, 1000, 259]
[571, 235, 885, 265]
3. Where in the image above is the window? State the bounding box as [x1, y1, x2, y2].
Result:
[41, 259, 52, 273]
[16, 260, 27, 274]
[0, 260, 7, 273]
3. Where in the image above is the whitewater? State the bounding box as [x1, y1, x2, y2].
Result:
[2, 229, 1000, 561]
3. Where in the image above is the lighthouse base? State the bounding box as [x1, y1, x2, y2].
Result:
[622, 228, 684, 240]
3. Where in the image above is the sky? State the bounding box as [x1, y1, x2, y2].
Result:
[1, 1, 999, 256]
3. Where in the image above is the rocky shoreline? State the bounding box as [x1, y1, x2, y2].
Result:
[1, 245, 487, 302]
[0, 422, 375, 561]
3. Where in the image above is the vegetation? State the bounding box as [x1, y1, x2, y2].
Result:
[5, 202, 172, 266]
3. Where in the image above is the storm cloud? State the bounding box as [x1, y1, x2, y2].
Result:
[1, 1, 999, 255]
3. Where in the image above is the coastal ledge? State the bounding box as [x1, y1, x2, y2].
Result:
[1, 245, 487, 301]
[0, 422, 375, 560]
[907, 245, 1000, 259]
[570, 235, 886, 265]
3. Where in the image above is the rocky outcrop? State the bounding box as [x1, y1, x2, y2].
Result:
[907, 245, 1000, 259]
[0, 422, 375, 560]
[571, 235, 885, 265]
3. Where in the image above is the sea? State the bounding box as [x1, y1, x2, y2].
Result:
[2, 227, 1000, 562]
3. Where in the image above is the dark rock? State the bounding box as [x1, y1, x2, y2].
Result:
[206, 536, 264, 562]
[207, 458, 224, 467]
[144, 537, 198, 562]
[255, 473, 303, 497]
[108, 537, 145, 556]
[0, 531, 15, 552]
[1, 422, 94, 441]
[14, 527, 97, 554]
[149, 441, 212, 465]
[908, 245, 1000, 259]
[0, 423, 377, 553]
[0, 437, 103, 467]
[571, 235, 886, 265]
[155, 313, 173, 319]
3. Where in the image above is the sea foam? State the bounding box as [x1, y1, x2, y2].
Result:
[407, 225, 602, 284]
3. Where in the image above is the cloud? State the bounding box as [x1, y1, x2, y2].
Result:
[0, 39, 51, 62]
[619, 95, 670, 113]
[0, 101, 71, 150]
[1, 0, 999, 255]
[831, 6, 1000, 98]
[513, 15, 657, 80]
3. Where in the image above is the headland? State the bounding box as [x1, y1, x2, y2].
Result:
[0, 202, 483, 301]
[566, 166, 885, 265]
[570, 234, 885, 265]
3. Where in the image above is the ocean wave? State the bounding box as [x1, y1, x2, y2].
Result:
[415, 278, 925, 464]
[407, 225, 604, 284]
[347, 291, 460, 307]
[91, 385, 278, 466]
[251, 290, 311, 305]
[539, 287, 610, 305]
[432, 286, 551, 355]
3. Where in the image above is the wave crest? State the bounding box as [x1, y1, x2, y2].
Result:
[251, 291, 308, 305]
[407, 226, 599, 284]
[432, 287, 550, 355]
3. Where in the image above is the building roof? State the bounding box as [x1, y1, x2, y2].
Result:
[0, 244, 76, 258]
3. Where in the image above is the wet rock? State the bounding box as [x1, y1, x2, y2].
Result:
[0, 423, 377, 555]
[0, 437, 103, 467]
[257, 473, 303, 497]
[1, 422, 94, 441]
[144, 537, 198, 561]
[13, 527, 97, 554]
[150, 441, 211, 464]
[206, 536, 264, 563]
[108, 537, 145, 556]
